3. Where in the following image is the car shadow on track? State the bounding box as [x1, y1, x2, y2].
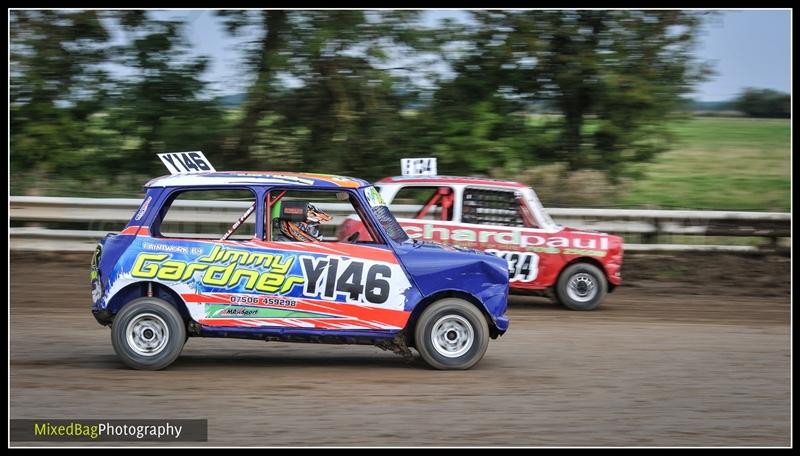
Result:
[168, 353, 423, 370]
[13, 349, 428, 371]
[507, 295, 561, 309]
[40, 350, 427, 370]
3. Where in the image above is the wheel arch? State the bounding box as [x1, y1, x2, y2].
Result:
[106, 281, 191, 322]
[404, 290, 500, 346]
[558, 256, 615, 292]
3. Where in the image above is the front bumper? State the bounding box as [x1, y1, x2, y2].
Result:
[495, 314, 509, 334]
[92, 308, 113, 326]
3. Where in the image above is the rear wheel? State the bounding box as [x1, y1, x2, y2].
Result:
[111, 297, 186, 370]
[414, 298, 489, 370]
[555, 263, 607, 311]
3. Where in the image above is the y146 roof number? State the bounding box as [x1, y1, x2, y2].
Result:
[158, 151, 216, 175]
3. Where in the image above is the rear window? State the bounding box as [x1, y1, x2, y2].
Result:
[462, 187, 526, 227]
[157, 189, 256, 239]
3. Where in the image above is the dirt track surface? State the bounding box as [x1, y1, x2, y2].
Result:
[10, 252, 791, 447]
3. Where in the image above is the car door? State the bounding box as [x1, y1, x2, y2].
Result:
[237, 187, 416, 332]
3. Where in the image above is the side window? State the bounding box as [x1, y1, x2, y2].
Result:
[266, 190, 379, 243]
[393, 186, 455, 221]
[462, 187, 533, 228]
[157, 189, 256, 240]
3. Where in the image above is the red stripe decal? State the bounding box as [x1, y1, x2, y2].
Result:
[121, 226, 151, 236]
[182, 293, 231, 304]
[247, 239, 398, 263]
[120, 226, 140, 235]
[183, 293, 410, 328]
[134, 235, 396, 263]
[197, 318, 399, 330]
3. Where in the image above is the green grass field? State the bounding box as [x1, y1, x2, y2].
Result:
[619, 117, 790, 211]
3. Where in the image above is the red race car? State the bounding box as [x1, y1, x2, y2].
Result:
[338, 159, 623, 310]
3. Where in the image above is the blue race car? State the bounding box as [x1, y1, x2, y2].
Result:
[90, 153, 509, 370]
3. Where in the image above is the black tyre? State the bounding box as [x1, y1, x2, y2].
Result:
[111, 297, 186, 370]
[555, 263, 608, 311]
[413, 298, 489, 370]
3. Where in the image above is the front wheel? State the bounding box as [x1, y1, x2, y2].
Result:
[555, 263, 608, 311]
[414, 298, 489, 370]
[111, 297, 186, 370]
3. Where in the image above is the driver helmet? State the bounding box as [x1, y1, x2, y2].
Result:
[272, 200, 333, 242]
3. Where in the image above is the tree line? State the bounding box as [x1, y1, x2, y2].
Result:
[12, 10, 714, 195]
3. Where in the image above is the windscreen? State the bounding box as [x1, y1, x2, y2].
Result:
[363, 186, 409, 242]
[523, 187, 557, 229]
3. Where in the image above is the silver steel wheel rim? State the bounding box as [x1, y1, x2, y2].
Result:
[431, 314, 474, 358]
[126, 313, 170, 357]
[567, 273, 597, 303]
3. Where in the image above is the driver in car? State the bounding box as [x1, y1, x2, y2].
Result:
[271, 200, 333, 242]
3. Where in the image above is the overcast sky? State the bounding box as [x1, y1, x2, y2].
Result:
[149, 9, 790, 102]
